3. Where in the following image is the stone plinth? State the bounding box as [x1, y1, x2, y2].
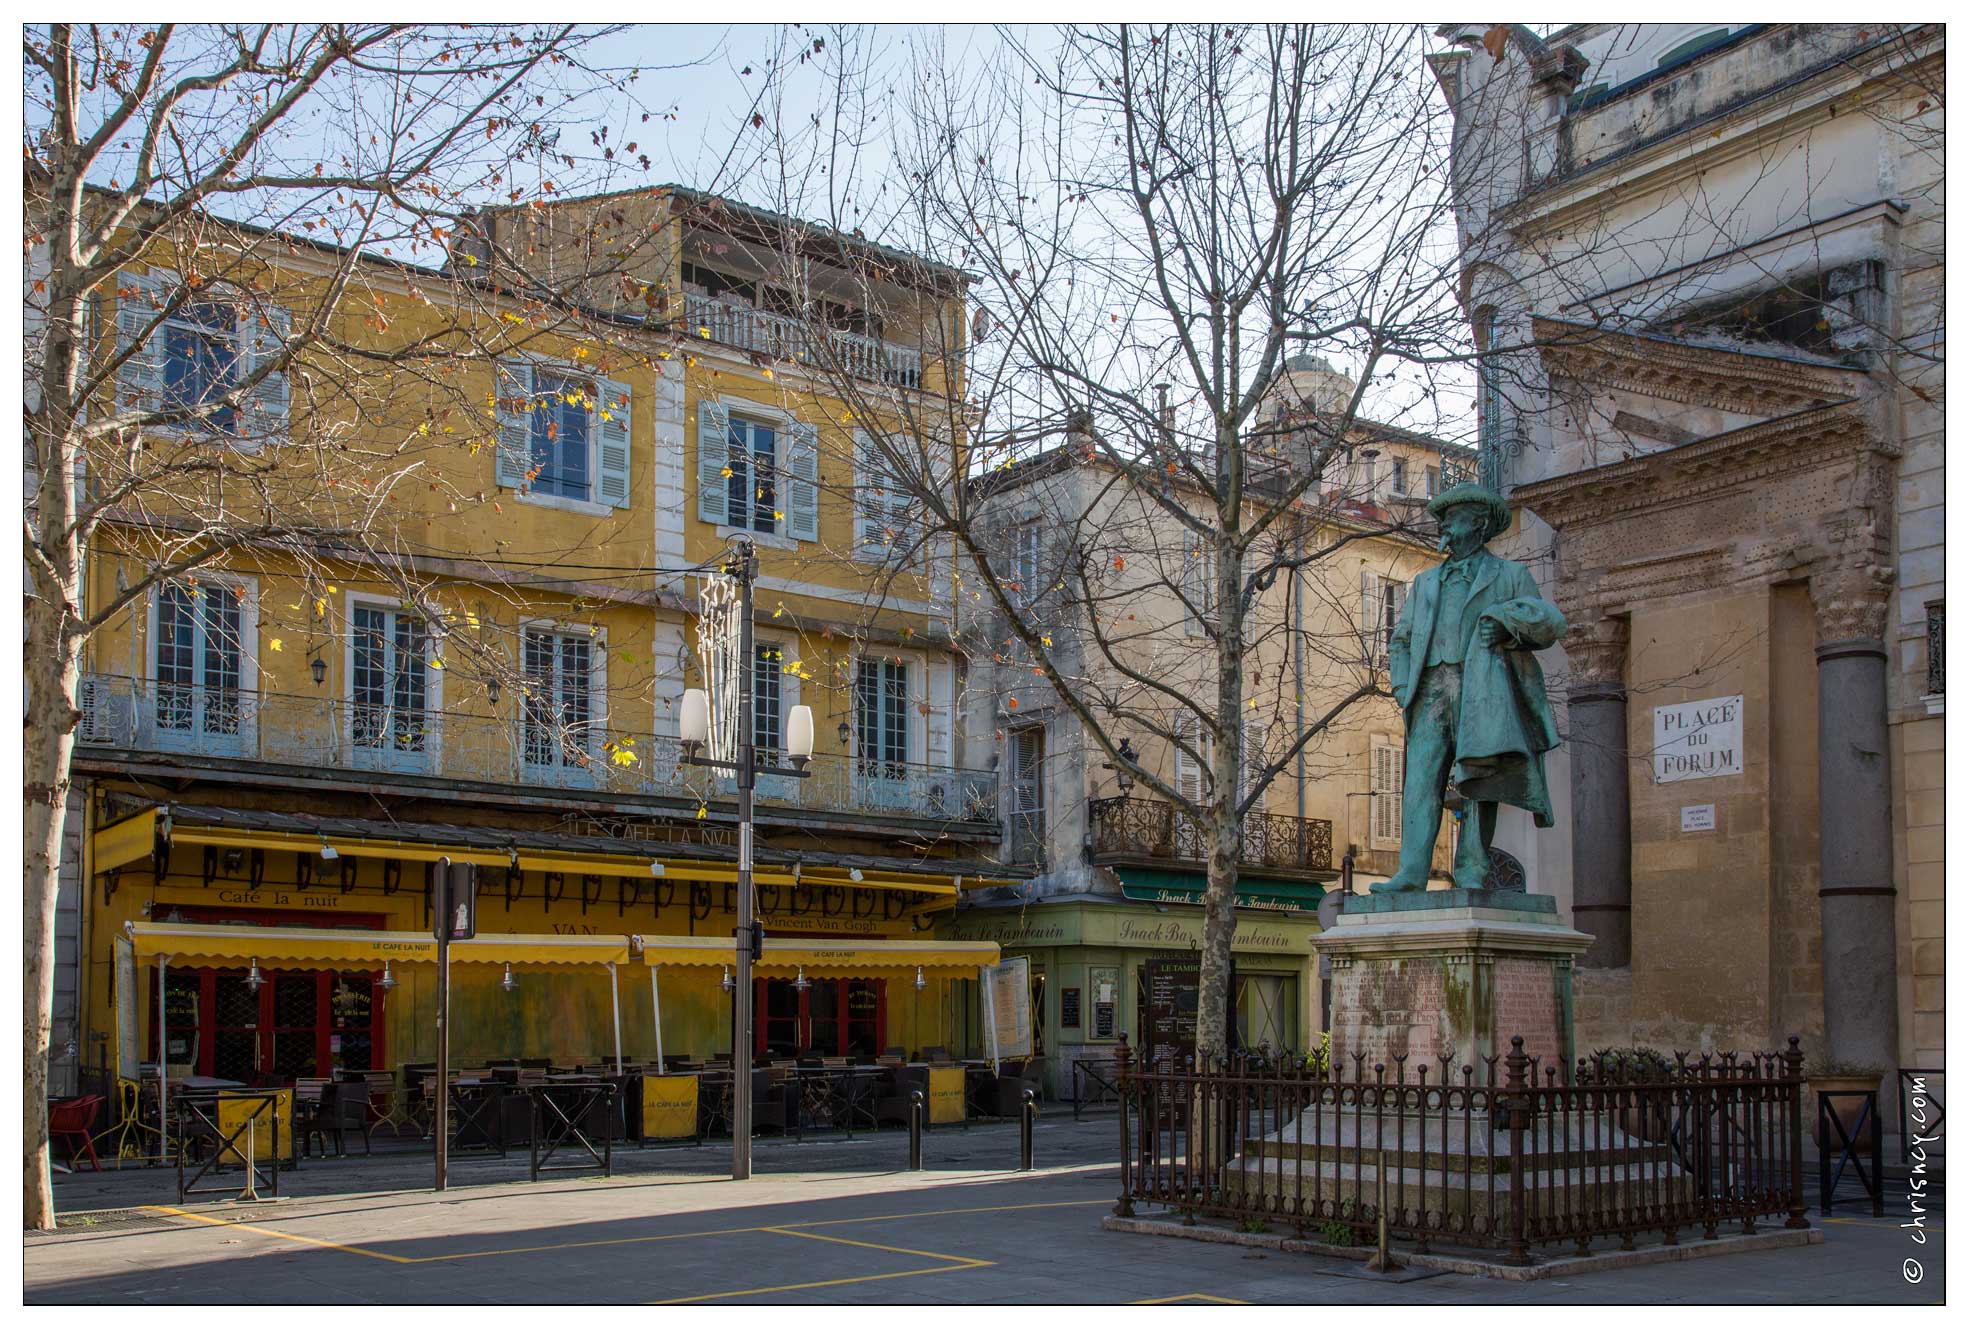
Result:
[1315, 891, 1592, 1074]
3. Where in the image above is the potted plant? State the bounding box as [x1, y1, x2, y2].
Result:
[1808, 1062, 1884, 1156]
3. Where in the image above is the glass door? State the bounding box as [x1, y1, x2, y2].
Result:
[854, 658, 911, 811]
[153, 581, 250, 755]
[351, 605, 432, 772]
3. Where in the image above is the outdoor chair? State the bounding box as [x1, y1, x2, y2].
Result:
[49, 1095, 105, 1171]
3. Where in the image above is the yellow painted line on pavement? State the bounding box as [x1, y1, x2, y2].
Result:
[1134, 1294, 1251, 1304]
[143, 1196, 1108, 1267]
[767, 1224, 997, 1266]
[1822, 1215, 1944, 1231]
[650, 1225, 990, 1303]
[144, 1206, 415, 1264]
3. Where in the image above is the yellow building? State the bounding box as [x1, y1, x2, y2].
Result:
[63, 186, 1011, 1099]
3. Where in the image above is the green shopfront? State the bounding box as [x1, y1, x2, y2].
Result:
[946, 876, 1326, 1100]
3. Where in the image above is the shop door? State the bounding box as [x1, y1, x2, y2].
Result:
[156, 969, 385, 1082]
[755, 978, 886, 1056]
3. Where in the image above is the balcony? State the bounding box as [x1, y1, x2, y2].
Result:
[77, 674, 997, 831]
[684, 293, 924, 389]
[1087, 795, 1333, 879]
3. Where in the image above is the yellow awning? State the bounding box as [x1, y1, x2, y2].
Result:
[99, 813, 994, 896]
[125, 923, 633, 968]
[639, 935, 1000, 980]
[95, 808, 159, 873]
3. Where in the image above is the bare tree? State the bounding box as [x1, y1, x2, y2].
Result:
[730, 24, 1476, 1065]
[19, 21, 736, 1229]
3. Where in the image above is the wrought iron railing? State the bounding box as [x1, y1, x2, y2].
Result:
[1088, 796, 1332, 874]
[77, 673, 997, 827]
[1113, 1035, 1809, 1263]
[683, 293, 924, 389]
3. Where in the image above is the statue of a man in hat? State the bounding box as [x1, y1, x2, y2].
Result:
[1378, 483, 1567, 893]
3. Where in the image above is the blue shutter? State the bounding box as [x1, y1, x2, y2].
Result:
[854, 429, 885, 561]
[785, 421, 819, 542]
[239, 301, 291, 444]
[596, 374, 632, 508]
[115, 268, 169, 416]
[696, 399, 730, 525]
[494, 360, 531, 489]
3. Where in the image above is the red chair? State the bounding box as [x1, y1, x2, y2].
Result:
[50, 1096, 104, 1172]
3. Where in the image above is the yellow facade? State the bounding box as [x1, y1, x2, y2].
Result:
[69, 188, 1000, 1084]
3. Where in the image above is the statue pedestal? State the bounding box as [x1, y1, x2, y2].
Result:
[1315, 891, 1592, 1075]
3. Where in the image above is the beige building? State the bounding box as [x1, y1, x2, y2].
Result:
[1431, 23, 1942, 1086]
[951, 374, 1464, 1088]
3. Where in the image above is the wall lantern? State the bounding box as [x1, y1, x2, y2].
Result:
[310, 655, 327, 686]
[500, 962, 518, 993]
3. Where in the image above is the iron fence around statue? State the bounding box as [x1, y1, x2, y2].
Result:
[1111, 1034, 1809, 1264]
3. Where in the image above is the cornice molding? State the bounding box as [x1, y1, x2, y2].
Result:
[1514, 399, 1883, 531]
[1532, 317, 1867, 416]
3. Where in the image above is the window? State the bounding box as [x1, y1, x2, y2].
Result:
[1927, 602, 1944, 698]
[753, 644, 783, 758]
[695, 403, 818, 540]
[1006, 521, 1042, 605]
[493, 361, 632, 508]
[855, 430, 920, 565]
[1371, 739, 1403, 848]
[1390, 458, 1409, 496]
[1362, 573, 1407, 662]
[529, 370, 593, 500]
[117, 271, 291, 441]
[351, 605, 432, 767]
[1009, 726, 1046, 862]
[1172, 714, 1208, 804]
[1426, 466, 1441, 497]
[152, 579, 252, 751]
[162, 302, 240, 434]
[854, 658, 910, 777]
[522, 628, 596, 772]
[1180, 531, 1217, 633]
[727, 415, 778, 534]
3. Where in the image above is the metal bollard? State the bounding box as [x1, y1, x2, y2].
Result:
[1019, 1088, 1036, 1171]
[909, 1089, 925, 1170]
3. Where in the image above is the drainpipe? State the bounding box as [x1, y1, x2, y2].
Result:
[1293, 513, 1307, 822]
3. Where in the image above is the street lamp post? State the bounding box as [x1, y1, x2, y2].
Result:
[679, 537, 815, 1182]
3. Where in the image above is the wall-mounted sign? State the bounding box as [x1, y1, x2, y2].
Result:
[1090, 965, 1118, 1039]
[1142, 956, 1202, 1061]
[1653, 695, 1743, 783]
[1060, 986, 1082, 1029]
[1680, 804, 1717, 833]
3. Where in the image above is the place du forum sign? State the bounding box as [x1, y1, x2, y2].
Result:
[1652, 695, 1743, 784]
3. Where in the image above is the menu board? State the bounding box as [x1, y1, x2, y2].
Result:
[984, 957, 1033, 1059]
[1090, 966, 1118, 1039]
[1143, 956, 1201, 1060]
[1060, 986, 1082, 1030]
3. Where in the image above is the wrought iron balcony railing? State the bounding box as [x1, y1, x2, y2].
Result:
[1087, 795, 1333, 875]
[77, 674, 997, 828]
[683, 293, 924, 389]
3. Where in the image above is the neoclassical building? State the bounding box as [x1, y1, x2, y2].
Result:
[1431, 23, 1941, 1084]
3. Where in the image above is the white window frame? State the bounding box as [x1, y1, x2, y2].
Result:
[716, 396, 800, 550]
[1006, 520, 1042, 607]
[1180, 530, 1217, 636]
[511, 359, 612, 516]
[145, 572, 259, 754]
[1171, 712, 1210, 805]
[855, 429, 923, 569]
[1390, 457, 1409, 497]
[1362, 573, 1407, 666]
[344, 595, 444, 773]
[1370, 737, 1404, 849]
[517, 619, 609, 780]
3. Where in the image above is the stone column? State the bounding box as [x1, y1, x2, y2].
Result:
[1564, 616, 1631, 967]
[1810, 563, 1899, 1075]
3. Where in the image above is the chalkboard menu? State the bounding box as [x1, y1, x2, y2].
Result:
[1143, 956, 1201, 1059]
[1060, 986, 1082, 1029]
[1090, 966, 1118, 1039]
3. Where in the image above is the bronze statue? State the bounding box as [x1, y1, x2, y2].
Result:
[1378, 484, 1566, 893]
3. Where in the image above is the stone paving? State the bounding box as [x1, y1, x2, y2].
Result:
[27, 1116, 1943, 1304]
